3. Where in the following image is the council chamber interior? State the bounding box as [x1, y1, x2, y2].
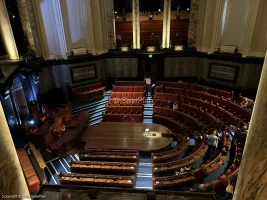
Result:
[0, 0, 266, 200]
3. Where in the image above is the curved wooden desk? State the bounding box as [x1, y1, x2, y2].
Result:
[80, 122, 173, 152]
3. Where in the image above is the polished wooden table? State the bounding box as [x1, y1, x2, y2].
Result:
[80, 122, 173, 152]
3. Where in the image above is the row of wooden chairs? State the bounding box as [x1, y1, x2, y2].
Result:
[59, 172, 135, 188]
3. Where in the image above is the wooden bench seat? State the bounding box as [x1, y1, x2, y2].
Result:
[69, 160, 137, 175]
[153, 173, 195, 189]
[79, 150, 139, 162]
[72, 82, 105, 102]
[59, 173, 135, 188]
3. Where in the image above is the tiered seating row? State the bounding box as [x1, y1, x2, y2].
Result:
[153, 106, 205, 133]
[108, 98, 143, 106]
[156, 81, 233, 99]
[113, 86, 144, 92]
[153, 172, 196, 189]
[153, 139, 208, 174]
[222, 100, 251, 124]
[153, 115, 186, 134]
[152, 135, 190, 163]
[201, 137, 244, 194]
[103, 114, 143, 123]
[69, 160, 137, 175]
[79, 150, 139, 162]
[201, 133, 231, 176]
[106, 106, 143, 114]
[59, 172, 135, 188]
[16, 148, 41, 193]
[115, 81, 145, 86]
[72, 83, 105, 102]
[110, 92, 144, 99]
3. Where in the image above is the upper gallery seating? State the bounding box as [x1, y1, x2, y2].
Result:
[50, 111, 89, 157]
[152, 135, 190, 163]
[105, 106, 143, 114]
[59, 172, 135, 188]
[69, 160, 137, 175]
[16, 148, 41, 193]
[115, 81, 145, 86]
[113, 86, 144, 92]
[79, 149, 139, 162]
[72, 82, 105, 102]
[103, 114, 143, 122]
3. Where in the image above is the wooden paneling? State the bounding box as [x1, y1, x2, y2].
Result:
[115, 21, 133, 45]
[170, 19, 189, 45]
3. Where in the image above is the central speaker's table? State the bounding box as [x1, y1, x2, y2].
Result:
[80, 122, 173, 152]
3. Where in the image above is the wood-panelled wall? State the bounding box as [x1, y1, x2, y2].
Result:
[165, 57, 262, 89]
[170, 19, 189, 45]
[115, 19, 189, 46]
[38, 57, 139, 94]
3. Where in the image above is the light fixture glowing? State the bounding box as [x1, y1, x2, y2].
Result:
[115, 11, 117, 14]
[158, 9, 161, 12]
[187, 8, 190, 11]
[117, 16, 119, 19]
[174, 45, 184, 51]
[150, 15, 153, 18]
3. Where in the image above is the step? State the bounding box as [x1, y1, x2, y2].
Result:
[135, 177, 152, 188]
[72, 100, 108, 114]
[138, 165, 152, 174]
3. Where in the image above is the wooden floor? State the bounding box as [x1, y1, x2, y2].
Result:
[80, 122, 173, 152]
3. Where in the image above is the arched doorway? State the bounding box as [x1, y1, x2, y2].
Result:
[11, 75, 35, 126]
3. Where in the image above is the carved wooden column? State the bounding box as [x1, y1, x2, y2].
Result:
[132, 0, 140, 49]
[0, 0, 19, 59]
[0, 102, 30, 199]
[233, 51, 267, 200]
[16, 0, 42, 57]
[188, 0, 200, 49]
[104, 0, 116, 49]
[162, 0, 171, 49]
